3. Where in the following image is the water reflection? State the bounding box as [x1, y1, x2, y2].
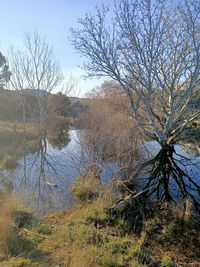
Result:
[0, 129, 117, 215]
[135, 141, 200, 210]
[0, 130, 76, 215]
[180, 143, 200, 158]
[48, 133, 69, 150]
[0, 128, 200, 214]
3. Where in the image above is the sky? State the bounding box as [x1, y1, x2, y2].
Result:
[0, 0, 112, 96]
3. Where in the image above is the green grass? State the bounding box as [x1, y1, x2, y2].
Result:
[0, 176, 200, 266]
[71, 174, 101, 202]
[0, 178, 142, 267]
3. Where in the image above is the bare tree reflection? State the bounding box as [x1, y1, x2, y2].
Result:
[0, 130, 75, 215]
[117, 143, 200, 213]
[1, 128, 200, 215]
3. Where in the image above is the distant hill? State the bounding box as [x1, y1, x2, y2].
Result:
[0, 88, 90, 121]
[23, 89, 88, 104]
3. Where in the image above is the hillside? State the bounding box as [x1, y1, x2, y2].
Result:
[0, 88, 89, 122]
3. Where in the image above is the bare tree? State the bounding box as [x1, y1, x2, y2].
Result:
[9, 31, 64, 134]
[71, 0, 200, 207]
[71, 0, 200, 149]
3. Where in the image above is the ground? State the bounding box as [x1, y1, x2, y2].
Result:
[0, 179, 200, 267]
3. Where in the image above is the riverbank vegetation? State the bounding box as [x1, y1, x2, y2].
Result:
[0, 177, 200, 267]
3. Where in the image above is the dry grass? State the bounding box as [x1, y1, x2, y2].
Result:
[0, 193, 48, 266]
[141, 203, 200, 265]
[0, 183, 199, 266]
[0, 194, 20, 258]
[0, 120, 37, 136]
[0, 216, 13, 242]
[0, 194, 19, 240]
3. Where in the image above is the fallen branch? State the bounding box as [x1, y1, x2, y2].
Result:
[22, 228, 49, 239]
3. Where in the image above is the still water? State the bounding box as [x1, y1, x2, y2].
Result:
[0, 130, 117, 215]
[0, 129, 200, 214]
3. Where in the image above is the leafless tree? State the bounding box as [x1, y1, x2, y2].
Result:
[71, 0, 200, 149]
[9, 31, 64, 135]
[71, 0, 200, 207]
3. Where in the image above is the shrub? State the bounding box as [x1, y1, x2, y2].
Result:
[71, 174, 100, 202]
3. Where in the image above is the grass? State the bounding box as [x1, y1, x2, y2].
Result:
[0, 178, 142, 266]
[71, 173, 101, 202]
[0, 193, 49, 266]
[38, 201, 142, 267]
[140, 203, 200, 265]
[0, 176, 200, 266]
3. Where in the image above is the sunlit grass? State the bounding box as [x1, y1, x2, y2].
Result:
[0, 193, 48, 266]
[0, 194, 20, 255]
[0, 181, 199, 266]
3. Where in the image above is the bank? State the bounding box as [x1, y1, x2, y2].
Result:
[0, 173, 200, 267]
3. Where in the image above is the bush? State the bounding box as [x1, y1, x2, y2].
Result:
[71, 174, 100, 202]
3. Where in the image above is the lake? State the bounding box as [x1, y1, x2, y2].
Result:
[0, 129, 200, 215]
[0, 130, 117, 215]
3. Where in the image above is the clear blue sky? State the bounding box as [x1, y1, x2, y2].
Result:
[0, 0, 112, 96]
